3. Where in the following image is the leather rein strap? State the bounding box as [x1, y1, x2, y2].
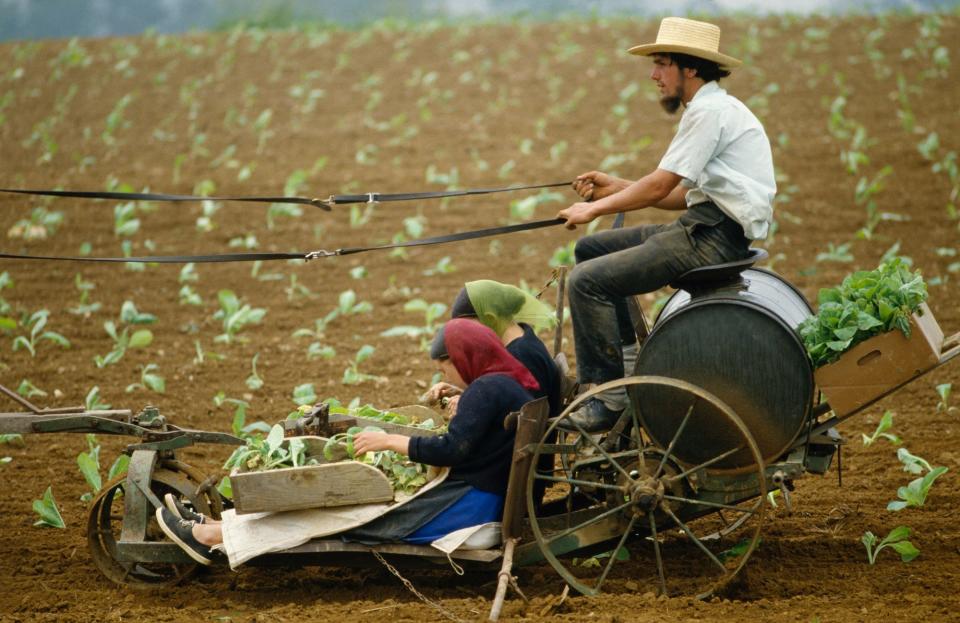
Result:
[0, 218, 566, 264]
[0, 180, 569, 211]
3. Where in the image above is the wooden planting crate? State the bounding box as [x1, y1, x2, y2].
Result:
[815, 302, 946, 416]
[231, 411, 442, 515]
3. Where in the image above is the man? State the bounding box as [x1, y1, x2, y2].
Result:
[557, 17, 776, 431]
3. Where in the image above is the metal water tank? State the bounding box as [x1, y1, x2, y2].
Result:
[630, 268, 815, 470]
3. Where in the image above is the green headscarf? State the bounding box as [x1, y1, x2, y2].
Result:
[463, 279, 555, 337]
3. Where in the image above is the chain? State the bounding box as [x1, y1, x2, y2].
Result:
[372, 550, 465, 623]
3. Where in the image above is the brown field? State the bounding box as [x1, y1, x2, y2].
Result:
[1, 12, 959, 623]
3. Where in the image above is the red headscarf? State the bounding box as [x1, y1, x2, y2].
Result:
[443, 318, 540, 392]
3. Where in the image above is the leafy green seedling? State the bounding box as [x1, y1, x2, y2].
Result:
[179, 285, 202, 306]
[85, 386, 111, 411]
[897, 447, 934, 475]
[423, 256, 456, 276]
[33, 486, 65, 528]
[17, 379, 47, 398]
[213, 393, 269, 439]
[12, 309, 71, 357]
[380, 299, 447, 339]
[223, 424, 315, 472]
[549, 240, 577, 268]
[861, 411, 901, 446]
[887, 466, 949, 511]
[125, 363, 165, 394]
[246, 353, 264, 390]
[342, 345, 379, 385]
[285, 274, 315, 301]
[94, 320, 153, 368]
[67, 273, 101, 317]
[862, 526, 919, 564]
[0, 433, 24, 447]
[307, 343, 336, 360]
[7, 207, 64, 240]
[349, 266, 368, 280]
[213, 289, 266, 344]
[936, 383, 955, 413]
[120, 301, 157, 324]
[0, 270, 12, 317]
[292, 383, 318, 407]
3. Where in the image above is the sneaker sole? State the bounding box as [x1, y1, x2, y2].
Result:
[163, 493, 184, 520]
[154, 507, 212, 566]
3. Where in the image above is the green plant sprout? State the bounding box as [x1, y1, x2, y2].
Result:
[887, 465, 949, 511]
[897, 447, 934, 475]
[85, 386, 111, 411]
[7, 207, 64, 240]
[213, 392, 270, 439]
[380, 299, 448, 340]
[292, 383, 318, 407]
[179, 285, 202, 306]
[246, 353, 264, 390]
[861, 411, 901, 446]
[0, 433, 24, 448]
[509, 190, 564, 222]
[67, 273, 101, 317]
[342, 345, 380, 385]
[862, 526, 919, 564]
[916, 132, 939, 161]
[854, 165, 894, 239]
[285, 274, 315, 301]
[423, 256, 456, 276]
[349, 266, 368, 280]
[224, 424, 314, 472]
[125, 364, 165, 394]
[935, 383, 955, 413]
[12, 310, 71, 357]
[33, 486, 65, 528]
[0, 271, 12, 317]
[94, 320, 153, 368]
[213, 289, 266, 344]
[17, 379, 47, 399]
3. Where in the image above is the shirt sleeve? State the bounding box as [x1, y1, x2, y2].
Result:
[658, 105, 723, 183]
[408, 377, 502, 466]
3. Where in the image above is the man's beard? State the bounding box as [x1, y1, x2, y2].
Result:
[659, 76, 685, 114]
[659, 94, 682, 114]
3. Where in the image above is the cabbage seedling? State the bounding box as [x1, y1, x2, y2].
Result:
[125, 364, 165, 394]
[94, 320, 153, 368]
[342, 345, 380, 385]
[213, 289, 266, 344]
[12, 309, 70, 357]
[67, 273, 101, 317]
[862, 526, 919, 564]
[935, 383, 955, 413]
[32, 486, 65, 528]
[887, 466, 949, 511]
[861, 411, 901, 446]
[246, 353, 264, 390]
[17, 379, 46, 399]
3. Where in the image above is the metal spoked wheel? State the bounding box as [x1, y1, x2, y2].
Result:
[87, 459, 222, 588]
[527, 376, 767, 599]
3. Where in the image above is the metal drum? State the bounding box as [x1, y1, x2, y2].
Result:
[630, 268, 814, 470]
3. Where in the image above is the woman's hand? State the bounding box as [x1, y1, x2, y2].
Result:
[444, 395, 461, 420]
[352, 431, 410, 456]
[420, 381, 463, 406]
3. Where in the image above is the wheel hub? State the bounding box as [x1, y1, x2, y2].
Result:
[630, 477, 665, 514]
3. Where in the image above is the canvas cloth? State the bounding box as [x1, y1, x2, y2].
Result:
[219, 467, 449, 568]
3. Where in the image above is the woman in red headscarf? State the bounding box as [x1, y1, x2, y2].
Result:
[156, 319, 540, 561]
[346, 317, 540, 543]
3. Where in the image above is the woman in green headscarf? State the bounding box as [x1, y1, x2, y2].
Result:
[425, 280, 562, 418]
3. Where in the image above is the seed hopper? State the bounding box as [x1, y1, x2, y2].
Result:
[3, 249, 959, 618]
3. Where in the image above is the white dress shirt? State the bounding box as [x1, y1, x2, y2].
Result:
[658, 81, 776, 240]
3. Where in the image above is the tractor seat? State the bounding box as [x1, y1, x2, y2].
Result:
[670, 248, 768, 292]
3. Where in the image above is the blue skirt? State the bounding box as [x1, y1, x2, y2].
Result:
[404, 487, 504, 544]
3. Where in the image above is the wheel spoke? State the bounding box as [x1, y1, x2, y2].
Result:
[662, 505, 726, 573]
[654, 402, 695, 479]
[662, 495, 760, 514]
[561, 416, 637, 484]
[665, 444, 743, 482]
[629, 407, 649, 478]
[594, 514, 638, 592]
[648, 513, 667, 596]
[543, 498, 635, 547]
[534, 473, 628, 493]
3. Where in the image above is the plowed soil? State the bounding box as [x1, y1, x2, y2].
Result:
[2, 13, 959, 623]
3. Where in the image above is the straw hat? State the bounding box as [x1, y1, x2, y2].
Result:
[628, 17, 742, 69]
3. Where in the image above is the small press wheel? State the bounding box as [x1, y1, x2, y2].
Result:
[87, 460, 222, 588]
[526, 376, 767, 599]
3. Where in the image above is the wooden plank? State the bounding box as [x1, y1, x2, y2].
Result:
[327, 412, 440, 437]
[232, 461, 394, 514]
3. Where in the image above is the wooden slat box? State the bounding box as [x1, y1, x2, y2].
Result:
[815, 302, 945, 417]
[231, 436, 395, 515]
